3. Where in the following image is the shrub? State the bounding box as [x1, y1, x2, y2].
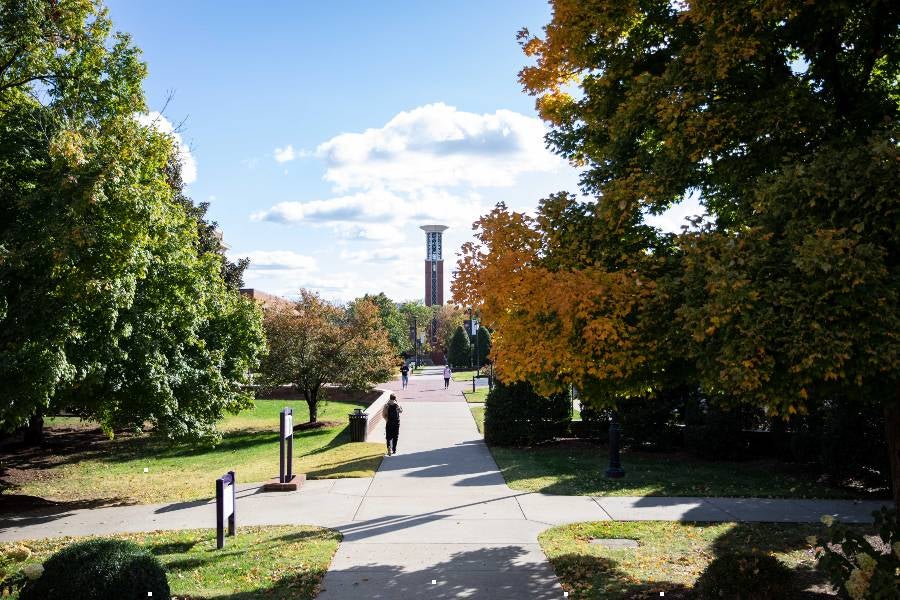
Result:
[474, 325, 491, 367]
[787, 398, 890, 492]
[693, 552, 795, 599]
[574, 386, 693, 448]
[617, 394, 684, 450]
[684, 408, 746, 460]
[576, 403, 608, 441]
[817, 507, 899, 600]
[818, 399, 890, 490]
[447, 326, 471, 369]
[19, 538, 170, 600]
[484, 379, 570, 446]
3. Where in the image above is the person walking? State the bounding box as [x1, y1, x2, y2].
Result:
[443, 364, 452, 389]
[382, 394, 402, 455]
[400, 362, 409, 389]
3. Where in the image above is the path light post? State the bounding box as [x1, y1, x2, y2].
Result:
[468, 308, 474, 369]
[474, 319, 479, 369]
[411, 315, 418, 367]
[605, 411, 625, 478]
[263, 407, 302, 491]
[215, 470, 236, 549]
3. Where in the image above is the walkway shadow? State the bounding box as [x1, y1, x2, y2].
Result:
[329, 492, 529, 542]
[316, 545, 564, 599]
[374, 440, 502, 481]
[0, 496, 133, 534]
[153, 485, 268, 514]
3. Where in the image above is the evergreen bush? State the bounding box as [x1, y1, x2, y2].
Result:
[684, 408, 746, 460]
[447, 326, 472, 369]
[484, 379, 570, 446]
[474, 325, 491, 367]
[19, 538, 170, 600]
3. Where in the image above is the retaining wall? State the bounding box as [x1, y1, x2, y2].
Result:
[362, 388, 392, 441]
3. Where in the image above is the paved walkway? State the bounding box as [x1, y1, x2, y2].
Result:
[0, 366, 889, 598]
[317, 368, 561, 598]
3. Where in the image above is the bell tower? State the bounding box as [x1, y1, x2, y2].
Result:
[421, 224, 448, 307]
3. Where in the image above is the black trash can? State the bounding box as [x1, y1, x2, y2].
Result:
[348, 409, 368, 442]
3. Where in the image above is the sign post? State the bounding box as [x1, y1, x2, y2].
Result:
[263, 407, 304, 491]
[280, 407, 293, 483]
[216, 470, 236, 549]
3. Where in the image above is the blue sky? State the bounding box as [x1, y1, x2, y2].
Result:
[107, 1, 696, 302]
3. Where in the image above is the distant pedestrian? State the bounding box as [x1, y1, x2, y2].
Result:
[443, 364, 451, 389]
[400, 362, 409, 389]
[382, 394, 403, 455]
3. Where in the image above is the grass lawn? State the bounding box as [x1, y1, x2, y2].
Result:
[489, 443, 874, 499]
[2, 398, 384, 506]
[1, 525, 340, 599]
[468, 409, 873, 499]
[471, 407, 485, 434]
[451, 369, 476, 382]
[463, 387, 488, 403]
[539, 521, 839, 599]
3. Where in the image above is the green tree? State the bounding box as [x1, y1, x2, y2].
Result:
[259, 291, 394, 423]
[399, 300, 432, 357]
[435, 304, 465, 356]
[167, 161, 248, 289]
[361, 292, 408, 355]
[0, 0, 265, 443]
[447, 326, 472, 370]
[516, 1, 900, 504]
[475, 325, 492, 367]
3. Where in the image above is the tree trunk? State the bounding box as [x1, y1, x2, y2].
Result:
[24, 411, 44, 445]
[886, 395, 900, 511]
[307, 389, 318, 424]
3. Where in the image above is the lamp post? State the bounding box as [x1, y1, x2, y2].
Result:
[412, 315, 419, 368]
[474, 321, 480, 369]
[466, 308, 472, 369]
[604, 411, 625, 478]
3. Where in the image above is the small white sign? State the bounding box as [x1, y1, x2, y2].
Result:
[283, 414, 293, 437]
[222, 483, 234, 517]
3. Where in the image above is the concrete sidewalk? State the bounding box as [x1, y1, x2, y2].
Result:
[316, 367, 562, 598]
[0, 365, 889, 598]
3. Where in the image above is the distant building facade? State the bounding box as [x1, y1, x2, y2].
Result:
[239, 288, 294, 313]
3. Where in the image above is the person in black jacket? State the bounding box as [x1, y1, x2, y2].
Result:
[382, 394, 403, 455]
[400, 362, 409, 389]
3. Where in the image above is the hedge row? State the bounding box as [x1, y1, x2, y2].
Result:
[483, 381, 889, 490]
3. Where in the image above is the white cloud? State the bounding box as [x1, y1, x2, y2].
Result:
[240, 250, 317, 271]
[273, 144, 296, 163]
[136, 112, 197, 184]
[644, 192, 711, 233]
[339, 246, 419, 264]
[233, 250, 325, 298]
[247, 103, 580, 302]
[251, 188, 485, 239]
[332, 222, 404, 241]
[315, 103, 561, 192]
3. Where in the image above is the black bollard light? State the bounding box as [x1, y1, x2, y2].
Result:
[605, 411, 625, 478]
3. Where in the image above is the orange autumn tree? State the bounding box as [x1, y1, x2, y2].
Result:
[453, 196, 664, 402]
[515, 0, 900, 506]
